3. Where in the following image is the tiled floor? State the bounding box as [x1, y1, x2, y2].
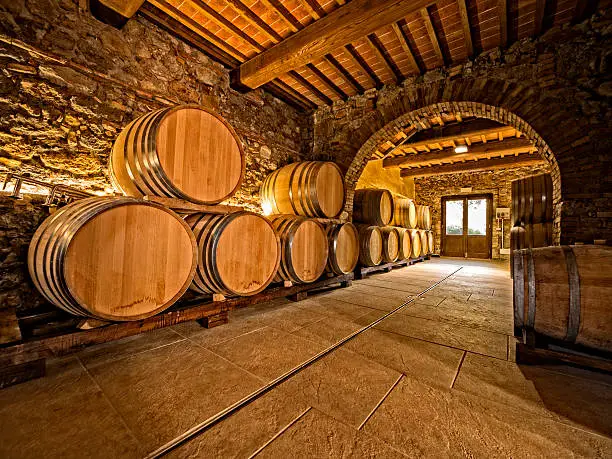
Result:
[1, 258, 611, 458]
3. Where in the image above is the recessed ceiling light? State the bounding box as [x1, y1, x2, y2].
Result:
[454, 145, 468, 154]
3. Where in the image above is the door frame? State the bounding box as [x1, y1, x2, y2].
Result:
[441, 193, 493, 258]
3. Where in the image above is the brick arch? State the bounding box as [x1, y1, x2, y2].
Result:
[340, 89, 580, 244]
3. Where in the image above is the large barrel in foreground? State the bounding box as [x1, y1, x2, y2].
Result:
[357, 225, 383, 266]
[261, 161, 344, 218]
[391, 195, 417, 228]
[269, 215, 328, 284]
[111, 105, 245, 204]
[416, 205, 431, 230]
[513, 245, 612, 352]
[326, 222, 359, 275]
[28, 197, 197, 321]
[353, 189, 393, 226]
[186, 212, 280, 296]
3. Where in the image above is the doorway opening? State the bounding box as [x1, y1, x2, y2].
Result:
[442, 194, 492, 259]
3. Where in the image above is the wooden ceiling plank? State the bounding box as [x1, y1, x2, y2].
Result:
[236, 0, 432, 89]
[499, 0, 508, 48]
[191, 0, 265, 52]
[289, 70, 334, 105]
[456, 0, 474, 57]
[298, 0, 326, 20]
[344, 44, 383, 89]
[225, 0, 284, 43]
[140, 3, 240, 67]
[391, 22, 422, 74]
[400, 155, 546, 178]
[385, 138, 534, 168]
[148, 0, 248, 61]
[323, 54, 365, 93]
[259, 0, 303, 33]
[420, 7, 445, 67]
[366, 34, 403, 83]
[306, 63, 349, 100]
[403, 119, 508, 147]
[271, 78, 318, 109]
[265, 80, 315, 111]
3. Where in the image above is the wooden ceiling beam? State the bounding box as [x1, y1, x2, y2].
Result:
[499, 0, 508, 47]
[420, 7, 445, 66]
[391, 22, 422, 74]
[344, 44, 383, 89]
[366, 34, 403, 83]
[574, 0, 599, 23]
[235, 0, 432, 89]
[400, 154, 546, 178]
[225, 0, 283, 43]
[403, 119, 508, 146]
[298, 0, 326, 21]
[139, 3, 240, 67]
[323, 54, 365, 93]
[306, 63, 349, 100]
[265, 80, 317, 111]
[384, 138, 535, 168]
[191, 0, 265, 53]
[148, 0, 248, 61]
[456, 0, 474, 57]
[90, 0, 145, 28]
[289, 70, 334, 106]
[260, 0, 303, 33]
[534, 0, 546, 36]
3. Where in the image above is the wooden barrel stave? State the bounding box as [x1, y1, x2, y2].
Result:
[415, 205, 431, 230]
[513, 245, 612, 352]
[261, 161, 344, 218]
[426, 231, 434, 254]
[28, 197, 197, 321]
[408, 229, 421, 258]
[380, 227, 400, 263]
[268, 215, 328, 283]
[418, 230, 428, 256]
[325, 222, 359, 275]
[356, 225, 383, 266]
[395, 227, 412, 261]
[391, 195, 417, 228]
[353, 189, 393, 226]
[111, 105, 245, 204]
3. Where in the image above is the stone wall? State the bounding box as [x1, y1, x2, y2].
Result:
[0, 0, 311, 212]
[313, 8, 612, 245]
[414, 164, 551, 259]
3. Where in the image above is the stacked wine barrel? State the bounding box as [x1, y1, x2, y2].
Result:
[260, 161, 352, 282]
[28, 105, 293, 321]
[513, 245, 612, 352]
[511, 174, 554, 276]
[352, 189, 432, 266]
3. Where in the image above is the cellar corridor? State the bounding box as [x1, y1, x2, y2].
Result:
[1, 258, 610, 458]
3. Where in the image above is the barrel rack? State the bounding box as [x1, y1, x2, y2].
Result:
[516, 328, 612, 374]
[0, 272, 354, 389]
[355, 255, 430, 279]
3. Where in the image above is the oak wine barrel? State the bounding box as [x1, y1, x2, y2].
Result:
[418, 230, 429, 256]
[353, 189, 393, 226]
[185, 212, 280, 296]
[395, 228, 412, 261]
[260, 161, 344, 218]
[357, 225, 383, 266]
[268, 215, 328, 283]
[325, 222, 359, 275]
[111, 105, 245, 204]
[28, 197, 197, 321]
[426, 231, 434, 255]
[380, 226, 400, 263]
[511, 174, 553, 225]
[416, 205, 432, 230]
[513, 245, 612, 352]
[408, 229, 421, 258]
[391, 195, 417, 228]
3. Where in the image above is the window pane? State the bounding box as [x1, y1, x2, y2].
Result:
[445, 200, 463, 235]
[468, 199, 487, 235]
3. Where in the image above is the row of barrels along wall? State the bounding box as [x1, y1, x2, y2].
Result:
[510, 174, 554, 277]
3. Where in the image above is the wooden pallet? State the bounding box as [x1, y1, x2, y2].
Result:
[516, 328, 612, 374]
[0, 273, 353, 389]
[355, 255, 429, 279]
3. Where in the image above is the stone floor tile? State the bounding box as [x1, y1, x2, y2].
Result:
[88, 340, 263, 451]
[257, 408, 405, 458]
[325, 290, 401, 311]
[297, 295, 379, 322]
[280, 348, 401, 428]
[209, 327, 326, 381]
[291, 315, 371, 346]
[349, 283, 414, 302]
[0, 357, 142, 459]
